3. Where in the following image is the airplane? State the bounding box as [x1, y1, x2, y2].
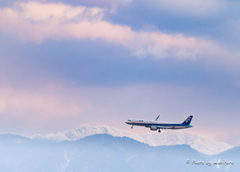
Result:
[125, 115, 193, 133]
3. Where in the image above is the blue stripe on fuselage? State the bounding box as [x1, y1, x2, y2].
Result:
[128, 123, 183, 126]
[125, 122, 192, 128]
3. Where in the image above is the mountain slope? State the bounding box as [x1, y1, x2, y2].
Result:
[31, 124, 233, 155]
[0, 134, 208, 172]
[0, 133, 238, 172]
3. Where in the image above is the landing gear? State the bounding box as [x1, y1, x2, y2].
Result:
[158, 129, 161, 133]
[131, 125, 133, 129]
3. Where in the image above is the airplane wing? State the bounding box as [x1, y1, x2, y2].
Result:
[154, 115, 160, 121]
[158, 126, 175, 129]
[145, 125, 175, 129]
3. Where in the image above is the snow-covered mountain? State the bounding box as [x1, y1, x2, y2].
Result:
[2, 134, 237, 172]
[31, 124, 233, 155]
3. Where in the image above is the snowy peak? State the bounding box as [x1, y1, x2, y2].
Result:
[31, 124, 131, 141]
[31, 124, 233, 155]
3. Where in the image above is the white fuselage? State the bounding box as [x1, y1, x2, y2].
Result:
[125, 118, 192, 130]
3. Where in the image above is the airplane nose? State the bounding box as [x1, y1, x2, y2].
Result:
[125, 120, 130, 124]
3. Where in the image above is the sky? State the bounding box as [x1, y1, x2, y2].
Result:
[0, 0, 240, 146]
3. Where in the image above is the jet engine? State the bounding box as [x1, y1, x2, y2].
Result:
[150, 126, 158, 131]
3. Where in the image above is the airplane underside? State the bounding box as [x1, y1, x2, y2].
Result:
[130, 124, 187, 133]
[126, 115, 193, 133]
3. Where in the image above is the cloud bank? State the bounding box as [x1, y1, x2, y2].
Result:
[0, 1, 225, 59]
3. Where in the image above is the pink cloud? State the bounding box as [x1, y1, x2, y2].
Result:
[0, 87, 91, 127]
[0, 1, 234, 60]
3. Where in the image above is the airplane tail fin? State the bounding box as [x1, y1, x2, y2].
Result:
[182, 116, 193, 125]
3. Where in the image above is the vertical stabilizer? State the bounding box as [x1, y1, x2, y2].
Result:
[182, 116, 193, 125]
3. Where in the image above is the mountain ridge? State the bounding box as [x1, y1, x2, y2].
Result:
[0, 134, 211, 172]
[31, 124, 233, 155]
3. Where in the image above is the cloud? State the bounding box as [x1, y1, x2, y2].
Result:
[0, 1, 227, 60]
[0, 86, 91, 130]
[18, 1, 104, 21]
[0, 74, 239, 145]
[149, 0, 226, 17]
[40, 0, 132, 6]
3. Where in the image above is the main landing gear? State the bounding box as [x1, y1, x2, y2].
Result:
[158, 129, 161, 133]
[131, 125, 133, 129]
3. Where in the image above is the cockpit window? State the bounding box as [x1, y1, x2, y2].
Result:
[128, 120, 131, 121]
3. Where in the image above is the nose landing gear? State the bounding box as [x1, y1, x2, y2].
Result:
[131, 125, 133, 129]
[158, 129, 161, 133]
